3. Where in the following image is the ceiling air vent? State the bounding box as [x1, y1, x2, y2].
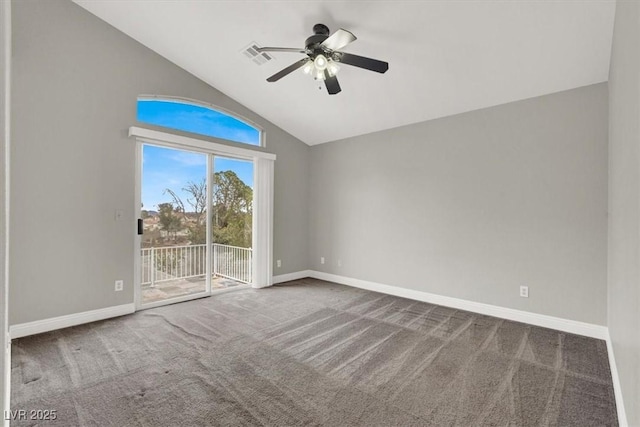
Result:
[242, 42, 273, 66]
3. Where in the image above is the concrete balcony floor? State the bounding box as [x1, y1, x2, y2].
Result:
[141, 276, 245, 304]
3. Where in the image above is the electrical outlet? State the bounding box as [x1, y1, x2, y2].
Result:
[320, 257, 325, 264]
[115, 280, 124, 292]
[520, 286, 529, 298]
[338, 259, 342, 267]
[276, 259, 281, 268]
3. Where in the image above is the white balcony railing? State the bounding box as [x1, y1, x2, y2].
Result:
[212, 243, 252, 284]
[141, 243, 252, 287]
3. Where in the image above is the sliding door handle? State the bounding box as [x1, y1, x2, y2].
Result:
[137, 218, 143, 235]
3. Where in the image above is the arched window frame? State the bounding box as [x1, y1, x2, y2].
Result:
[136, 95, 265, 147]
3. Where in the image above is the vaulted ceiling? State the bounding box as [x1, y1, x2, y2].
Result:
[75, 1, 616, 146]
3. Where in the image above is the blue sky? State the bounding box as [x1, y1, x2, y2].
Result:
[137, 99, 260, 146]
[142, 145, 253, 212]
[138, 100, 255, 211]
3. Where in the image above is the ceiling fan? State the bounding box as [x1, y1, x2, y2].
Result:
[256, 24, 389, 95]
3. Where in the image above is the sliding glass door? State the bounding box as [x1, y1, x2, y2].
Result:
[136, 145, 257, 309]
[138, 144, 210, 307]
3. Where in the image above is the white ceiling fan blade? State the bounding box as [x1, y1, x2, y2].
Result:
[320, 28, 356, 51]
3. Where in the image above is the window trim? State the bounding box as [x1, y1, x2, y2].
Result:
[137, 95, 265, 147]
[129, 126, 275, 161]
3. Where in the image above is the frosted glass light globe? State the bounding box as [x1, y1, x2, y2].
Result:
[327, 61, 340, 77]
[302, 62, 314, 75]
[314, 54, 328, 71]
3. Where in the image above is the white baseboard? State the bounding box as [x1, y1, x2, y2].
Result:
[309, 271, 608, 340]
[9, 303, 135, 339]
[273, 270, 313, 284]
[605, 331, 628, 426]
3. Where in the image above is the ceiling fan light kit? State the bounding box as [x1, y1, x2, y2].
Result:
[257, 23, 389, 95]
[303, 54, 340, 81]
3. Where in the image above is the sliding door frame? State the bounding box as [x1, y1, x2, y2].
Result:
[131, 127, 275, 310]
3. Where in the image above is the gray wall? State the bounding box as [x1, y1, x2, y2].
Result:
[1, 0, 10, 415]
[310, 83, 608, 325]
[10, 0, 309, 325]
[608, 0, 640, 424]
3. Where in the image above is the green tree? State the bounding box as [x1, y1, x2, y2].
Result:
[157, 202, 182, 243]
[212, 170, 252, 248]
[161, 171, 252, 248]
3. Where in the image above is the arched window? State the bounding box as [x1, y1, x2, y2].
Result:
[136, 97, 262, 146]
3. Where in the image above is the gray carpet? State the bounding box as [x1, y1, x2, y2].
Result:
[11, 279, 618, 426]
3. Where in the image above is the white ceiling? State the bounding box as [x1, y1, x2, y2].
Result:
[74, 0, 616, 146]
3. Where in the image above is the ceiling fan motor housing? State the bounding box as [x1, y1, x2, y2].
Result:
[305, 24, 330, 53]
[313, 23, 330, 36]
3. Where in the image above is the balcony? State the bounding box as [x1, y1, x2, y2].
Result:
[140, 243, 252, 304]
